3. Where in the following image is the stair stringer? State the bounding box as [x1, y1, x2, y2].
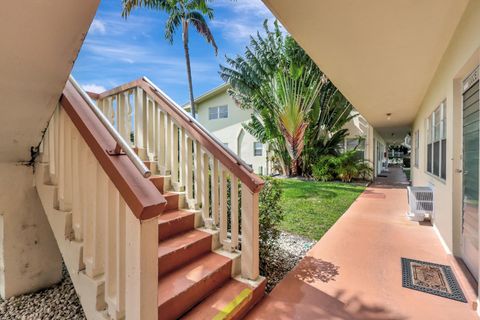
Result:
[34, 163, 110, 320]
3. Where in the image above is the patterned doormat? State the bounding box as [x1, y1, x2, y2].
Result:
[401, 258, 467, 303]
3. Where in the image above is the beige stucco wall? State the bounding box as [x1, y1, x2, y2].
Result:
[195, 91, 269, 175]
[411, 0, 480, 257]
[0, 163, 62, 298]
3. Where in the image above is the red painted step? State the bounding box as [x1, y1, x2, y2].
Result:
[149, 175, 165, 193]
[181, 278, 265, 320]
[158, 229, 212, 276]
[158, 210, 195, 241]
[157, 253, 232, 320]
[163, 192, 180, 211]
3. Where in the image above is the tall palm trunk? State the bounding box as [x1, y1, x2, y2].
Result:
[182, 19, 196, 118]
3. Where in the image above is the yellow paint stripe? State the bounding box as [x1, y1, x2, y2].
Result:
[213, 288, 253, 320]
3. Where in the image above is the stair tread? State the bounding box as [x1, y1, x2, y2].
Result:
[181, 279, 251, 320]
[158, 209, 193, 224]
[157, 252, 231, 307]
[158, 229, 211, 257]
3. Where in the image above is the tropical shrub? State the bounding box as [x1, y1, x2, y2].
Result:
[312, 151, 373, 182]
[312, 155, 337, 182]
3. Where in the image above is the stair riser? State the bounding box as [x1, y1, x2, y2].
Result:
[164, 193, 180, 211]
[150, 177, 165, 194]
[158, 235, 212, 277]
[158, 260, 232, 320]
[158, 214, 195, 241]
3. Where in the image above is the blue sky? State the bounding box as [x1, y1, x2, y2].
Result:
[73, 0, 276, 105]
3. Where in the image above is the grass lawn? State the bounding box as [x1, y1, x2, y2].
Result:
[277, 179, 366, 240]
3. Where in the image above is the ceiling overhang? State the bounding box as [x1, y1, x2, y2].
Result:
[263, 0, 469, 143]
[0, 1, 99, 162]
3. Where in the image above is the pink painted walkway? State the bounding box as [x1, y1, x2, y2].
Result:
[248, 168, 477, 320]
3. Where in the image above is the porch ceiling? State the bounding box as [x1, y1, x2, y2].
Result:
[0, 1, 99, 162]
[263, 0, 469, 143]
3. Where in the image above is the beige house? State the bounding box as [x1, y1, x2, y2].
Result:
[263, 0, 480, 305]
[184, 84, 270, 175]
[185, 84, 388, 177]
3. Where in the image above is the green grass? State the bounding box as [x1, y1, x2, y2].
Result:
[277, 179, 365, 241]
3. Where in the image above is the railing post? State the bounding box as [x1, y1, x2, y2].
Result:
[125, 212, 158, 320]
[241, 183, 259, 280]
[134, 87, 145, 151]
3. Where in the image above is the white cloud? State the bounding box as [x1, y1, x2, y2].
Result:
[82, 83, 107, 93]
[214, 0, 271, 17]
[90, 19, 107, 35]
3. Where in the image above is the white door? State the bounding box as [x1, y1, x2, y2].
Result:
[462, 67, 479, 281]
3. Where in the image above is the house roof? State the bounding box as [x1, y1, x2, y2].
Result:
[183, 83, 230, 110]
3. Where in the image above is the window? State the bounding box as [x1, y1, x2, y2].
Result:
[426, 101, 446, 180]
[414, 130, 419, 168]
[345, 138, 365, 160]
[208, 105, 228, 120]
[254, 142, 263, 156]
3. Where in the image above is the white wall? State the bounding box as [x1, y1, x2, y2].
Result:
[411, 0, 480, 256]
[196, 91, 269, 175]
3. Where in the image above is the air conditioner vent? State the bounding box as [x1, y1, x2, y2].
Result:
[407, 186, 434, 222]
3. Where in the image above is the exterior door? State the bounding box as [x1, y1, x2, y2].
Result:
[462, 67, 479, 281]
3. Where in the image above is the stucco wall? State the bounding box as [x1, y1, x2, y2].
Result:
[195, 92, 269, 174]
[0, 163, 62, 298]
[411, 0, 480, 256]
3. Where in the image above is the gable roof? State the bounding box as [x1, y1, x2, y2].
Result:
[183, 83, 230, 110]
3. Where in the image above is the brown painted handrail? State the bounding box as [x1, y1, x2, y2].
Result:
[98, 78, 265, 193]
[61, 80, 167, 220]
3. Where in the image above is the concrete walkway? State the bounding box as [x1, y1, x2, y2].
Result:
[248, 167, 478, 320]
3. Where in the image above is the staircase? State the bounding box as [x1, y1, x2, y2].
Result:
[34, 76, 265, 320]
[149, 173, 265, 319]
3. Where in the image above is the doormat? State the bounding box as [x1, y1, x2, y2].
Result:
[401, 258, 467, 303]
[377, 174, 388, 177]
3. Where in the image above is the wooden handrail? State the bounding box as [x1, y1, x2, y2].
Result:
[98, 78, 265, 193]
[61, 80, 167, 220]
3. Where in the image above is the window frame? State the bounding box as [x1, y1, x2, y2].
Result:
[425, 101, 447, 181]
[253, 142, 263, 157]
[208, 105, 229, 120]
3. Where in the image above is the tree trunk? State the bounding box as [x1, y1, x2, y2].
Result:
[182, 19, 196, 118]
[290, 158, 298, 176]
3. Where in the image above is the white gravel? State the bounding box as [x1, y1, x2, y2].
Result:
[0, 267, 85, 320]
[261, 231, 315, 292]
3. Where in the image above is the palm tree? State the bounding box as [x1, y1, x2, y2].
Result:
[122, 0, 218, 117]
[266, 64, 322, 175]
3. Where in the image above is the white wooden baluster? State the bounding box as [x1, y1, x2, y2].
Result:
[147, 98, 155, 160]
[48, 107, 57, 184]
[124, 91, 133, 145]
[219, 168, 228, 246]
[71, 126, 82, 241]
[90, 163, 107, 277]
[106, 97, 115, 125]
[202, 152, 211, 227]
[194, 141, 202, 208]
[186, 136, 193, 204]
[241, 184, 260, 280]
[83, 149, 97, 276]
[134, 87, 145, 152]
[118, 93, 126, 141]
[180, 127, 186, 189]
[211, 158, 220, 227]
[164, 114, 172, 175]
[106, 181, 123, 320]
[157, 111, 166, 173]
[58, 109, 65, 209]
[230, 175, 239, 250]
[64, 115, 73, 211]
[171, 124, 179, 184]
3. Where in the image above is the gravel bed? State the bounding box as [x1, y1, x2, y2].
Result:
[0, 267, 85, 320]
[261, 231, 315, 292]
